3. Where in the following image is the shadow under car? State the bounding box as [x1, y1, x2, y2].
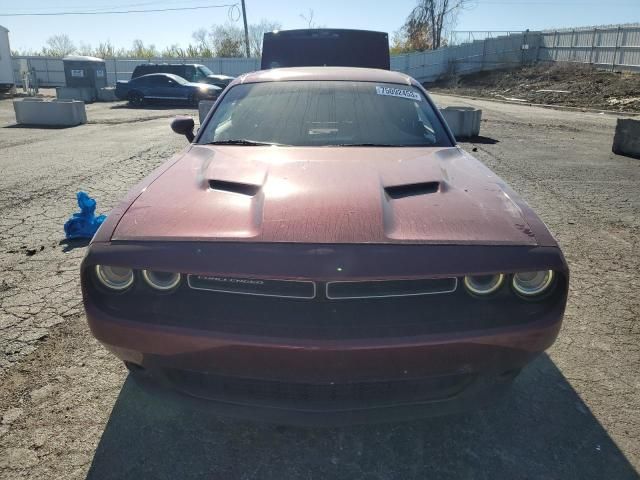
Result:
[86, 354, 638, 480]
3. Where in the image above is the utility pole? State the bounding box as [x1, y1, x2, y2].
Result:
[241, 0, 250, 58]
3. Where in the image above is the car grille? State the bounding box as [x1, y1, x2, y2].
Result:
[326, 278, 457, 299]
[92, 274, 565, 340]
[186, 275, 457, 300]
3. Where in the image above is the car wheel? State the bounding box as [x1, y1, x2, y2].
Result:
[128, 91, 144, 107]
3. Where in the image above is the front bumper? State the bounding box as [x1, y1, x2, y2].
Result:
[87, 300, 561, 424]
[83, 241, 567, 424]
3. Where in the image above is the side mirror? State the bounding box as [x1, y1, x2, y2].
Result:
[171, 116, 195, 142]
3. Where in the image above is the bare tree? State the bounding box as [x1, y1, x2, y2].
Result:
[249, 19, 282, 57]
[161, 44, 186, 58]
[390, 22, 432, 54]
[192, 29, 209, 50]
[404, 0, 473, 50]
[77, 42, 93, 56]
[190, 20, 279, 58]
[130, 39, 158, 59]
[188, 29, 213, 57]
[42, 34, 76, 57]
[209, 24, 244, 57]
[300, 9, 317, 29]
[94, 41, 116, 59]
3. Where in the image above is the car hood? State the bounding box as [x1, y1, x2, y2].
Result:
[112, 145, 542, 245]
[185, 82, 221, 90]
[207, 74, 233, 81]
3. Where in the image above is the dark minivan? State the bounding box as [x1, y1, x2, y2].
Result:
[131, 64, 234, 89]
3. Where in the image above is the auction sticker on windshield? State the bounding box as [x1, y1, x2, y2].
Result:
[375, 86, 422, 101]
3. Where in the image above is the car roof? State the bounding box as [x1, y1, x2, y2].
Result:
[235, 67, 415, 86]
[63, 55, 105, 62]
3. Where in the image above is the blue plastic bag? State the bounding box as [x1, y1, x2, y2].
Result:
[63, 192, 107, 240]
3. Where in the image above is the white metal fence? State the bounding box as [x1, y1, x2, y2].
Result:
[396, 25, 640, 82]
[104, 57, 261, 84]
[537, 25, 640, 72]
[10, 25, 640, 88]
[12, 56, 260, 87]
[391, 31, 538, 82]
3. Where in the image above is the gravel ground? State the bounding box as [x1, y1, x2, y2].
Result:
[430, 64, 640, 112]
[0, 94, 638, 479]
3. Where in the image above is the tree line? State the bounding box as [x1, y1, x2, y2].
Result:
[12, 1, 473, 58]
[12, 20, 281, 58]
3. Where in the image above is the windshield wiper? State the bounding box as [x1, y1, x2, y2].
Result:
[206, 139, 282, 146]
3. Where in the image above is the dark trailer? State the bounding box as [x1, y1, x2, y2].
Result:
[261, 29, 390, 70]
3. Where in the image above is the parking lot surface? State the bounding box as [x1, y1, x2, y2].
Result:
[0, 95, 638, 479]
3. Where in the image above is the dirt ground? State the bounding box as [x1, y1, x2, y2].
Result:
[0, 94, 639, 479]
[429, 63, 640, 112]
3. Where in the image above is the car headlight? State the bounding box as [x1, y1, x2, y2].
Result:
[463, 273, 505, 295]
[142, 270, 181, 291]
[95, 265, 134, 291]
[512, 270, 554, 297]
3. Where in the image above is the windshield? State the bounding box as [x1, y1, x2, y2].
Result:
[198, 81, 451, 147]
[198, 65, 213, 76]
[169, 74, 189, 85]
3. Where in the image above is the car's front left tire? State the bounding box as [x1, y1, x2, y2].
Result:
[128, 91, 144, 107]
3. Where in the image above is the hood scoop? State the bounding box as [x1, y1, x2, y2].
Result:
[384, 181, 440, 199]
[209, 179, 261, 197]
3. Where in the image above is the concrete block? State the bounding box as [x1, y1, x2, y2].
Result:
[13, 98, 87, 127]
[612, 119, 640, 159]
[439, 106, 482, 139]
[97, 87, 118, 102]
[199, 100, 215, 124]
[56, 86, 96, 103]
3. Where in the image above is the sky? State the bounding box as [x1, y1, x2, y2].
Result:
[1, 0, 639, 53]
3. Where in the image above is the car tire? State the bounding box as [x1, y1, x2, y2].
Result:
[128, 91, 144, 107]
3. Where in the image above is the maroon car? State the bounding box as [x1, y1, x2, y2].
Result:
[81, 67, 568, 425]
